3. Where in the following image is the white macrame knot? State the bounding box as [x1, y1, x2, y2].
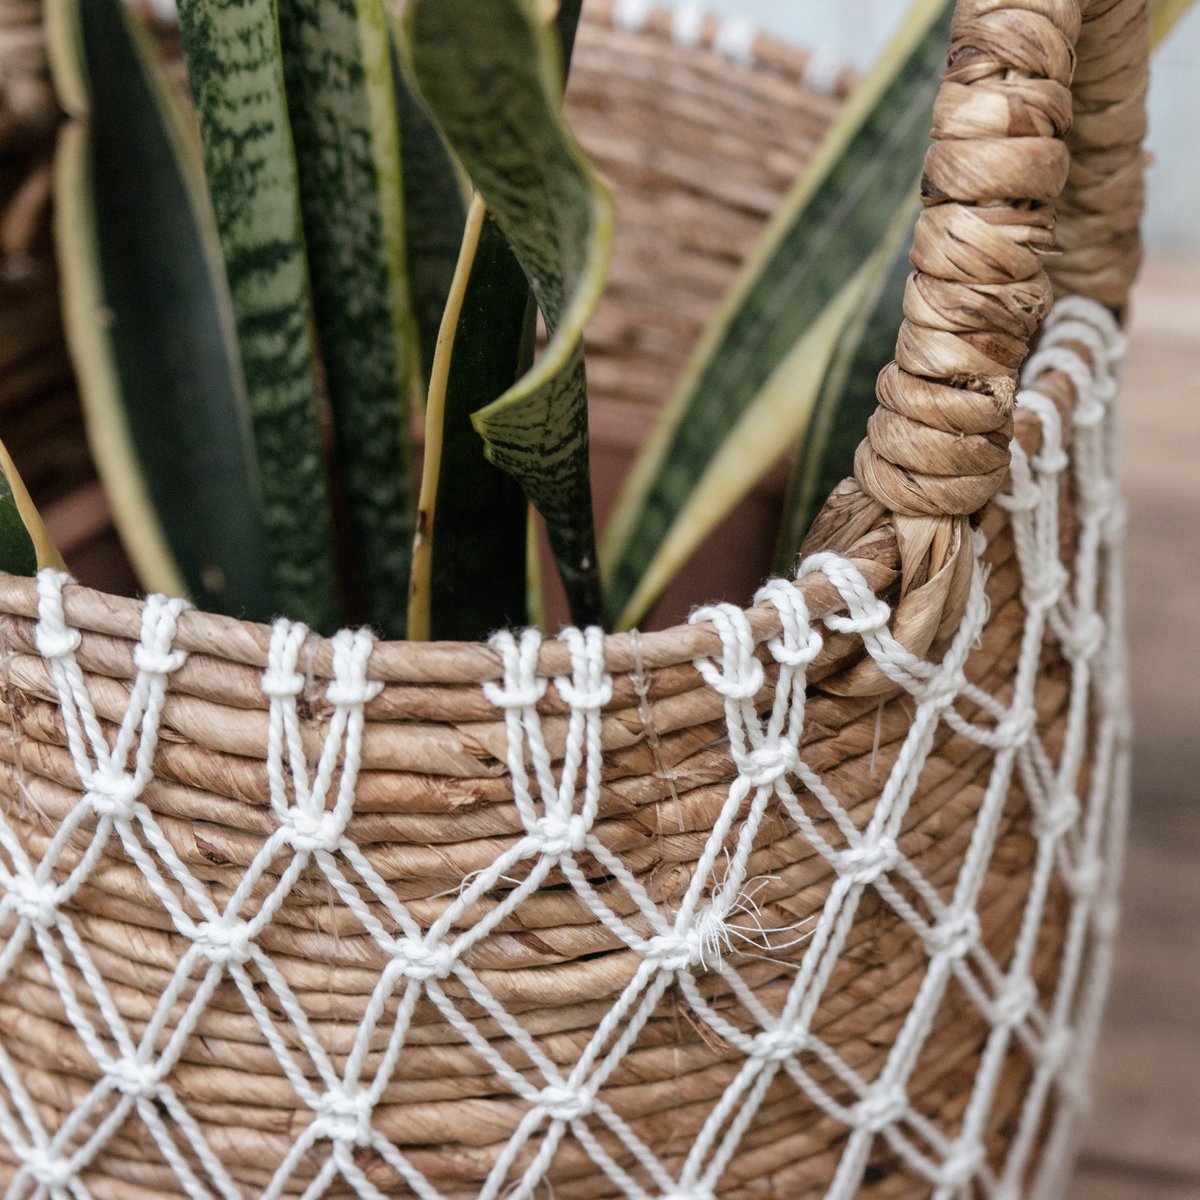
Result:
[133, 594, 189, 676]
[852, 1084, 907, 1132]
[536, 1083, 592, 1122]
[485, 628, 548, 710]
[991, 977, 1038, 1029]
[6, 875, 59, 926]
[1103, 497, 1129, 544]
[937, 1142, 984, 1188]
[823, 596, 891, 637]
[132, 642, 187, 677]
[1063, 854, 1104, 901]
[554, 677, 613, 711]
[756, 579, 822, 667]
[280, 807, 344, 854]
[108, 1057, 158, 1099]
[1092, 898, 1120, 941]
[993, 707, 1036, 750]
[691, 603, 763, 700]
[84, 766, 140, 820]
[912, 668, 967, 711]
[34, 569, 80, 659]
[749, 1027, 809, 1063]
[643, 907, 728, 972]
[614, 0, 650, 32]
[24, 1147, 73, 1189]
[526, 812, 589, 857]
[313, 1087, 372, 1146]
[1021, 559, 1069, 611]
[261, 667, 305, 699]
[194, 920, 253, 966]
[483, 677, 548, 710]
[1033, 790, 1081, 841]
[713, 14, 755, 64]
[737, 743, 798, 789]
[264, 618, 308, 699]
[34, 619, 80, 661]
[801, 554, 892, 637]
[661, 1190, 715, 1200]
[1040, 1026, 1075, 1076]
[835, 837, 900, 886]
[388, 937, 455, 983]
[925, 910, 981, 960]
[325, 628, 383, 707]
[555, 626, 612, 711]
[1057, 611, 1105, 662]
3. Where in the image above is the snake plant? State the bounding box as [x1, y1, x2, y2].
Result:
[3, 0, 1178, 631]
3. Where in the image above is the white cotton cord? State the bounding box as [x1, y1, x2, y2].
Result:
[670, 2, 704, 48]
[0, 296, 1129, 1200]
[713, 15, 756, 64]
[613, 0, 652, 33]
[803, 47, 845, 95]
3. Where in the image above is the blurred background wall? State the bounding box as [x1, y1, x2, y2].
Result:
[684, 0, 1200, 253]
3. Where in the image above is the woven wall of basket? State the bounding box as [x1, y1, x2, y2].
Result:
[0, 0, 1147, 1198]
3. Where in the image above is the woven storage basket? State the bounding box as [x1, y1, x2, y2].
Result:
[0, 1, 1146, 1198]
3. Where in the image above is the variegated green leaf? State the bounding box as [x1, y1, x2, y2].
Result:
[0, 441, 61, 576]
[408, 197, 534, 640]
[774, 188, 920, 572]
[279, 0, 416, 636]
[407, 0, 611, 632]
[47, 0, 275, 616]
[603, 0, 953, 629]
[177, 0, 339, 631]
[388, 20, 468, 394]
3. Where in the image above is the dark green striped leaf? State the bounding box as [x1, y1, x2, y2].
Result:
[47, 0, 275, 616]
[602, 0, 953, 628]
[177, 0, 338, 631]
[774, 187, 921, 572]
[279, 0, 416, 637]
[389, 24, 468, 396]
[407, 0, 611, 632]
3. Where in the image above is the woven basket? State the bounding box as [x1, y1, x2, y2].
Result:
[0, 1, 1146, 1198]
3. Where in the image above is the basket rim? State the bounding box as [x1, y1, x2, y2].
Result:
[5, 3, 1141, 689]
[0, 2, 878, 684]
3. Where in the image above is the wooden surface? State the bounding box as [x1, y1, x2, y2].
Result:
[1067, 260, 1200, 1198]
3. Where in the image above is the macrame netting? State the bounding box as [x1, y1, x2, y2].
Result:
[0, 295, 1129, 1199]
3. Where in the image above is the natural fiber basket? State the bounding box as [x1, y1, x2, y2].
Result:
[0, 1, 1146, 1198]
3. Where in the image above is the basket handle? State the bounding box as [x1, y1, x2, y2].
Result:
[825, 0, 1147, 684]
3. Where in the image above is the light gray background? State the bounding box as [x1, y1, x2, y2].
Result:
[665, 1, 1200, 252]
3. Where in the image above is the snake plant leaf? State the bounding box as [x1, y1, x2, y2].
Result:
[408, 197, 536, 640]
[389, 25, 468, 396]
[602, 0, 953, 629]
[774, 188, 921, 572]
[0, 441, 62, 576]
[176, 0, 339, 632]
[46, 0, 276, 617]
[407, 0, 612, 632]
[1152, 0, 1199, 43]
[278, 0, 417, 637]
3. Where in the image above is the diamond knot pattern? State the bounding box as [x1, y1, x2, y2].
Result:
[0, 298, 1131, 1198]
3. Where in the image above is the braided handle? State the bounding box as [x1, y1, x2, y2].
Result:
[810, 0, 1147, 695]
[856, 0, 1147, 522]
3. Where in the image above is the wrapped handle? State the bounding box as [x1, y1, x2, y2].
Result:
[857, 0, 1147, 521]
[813, 0, 1147, 695]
